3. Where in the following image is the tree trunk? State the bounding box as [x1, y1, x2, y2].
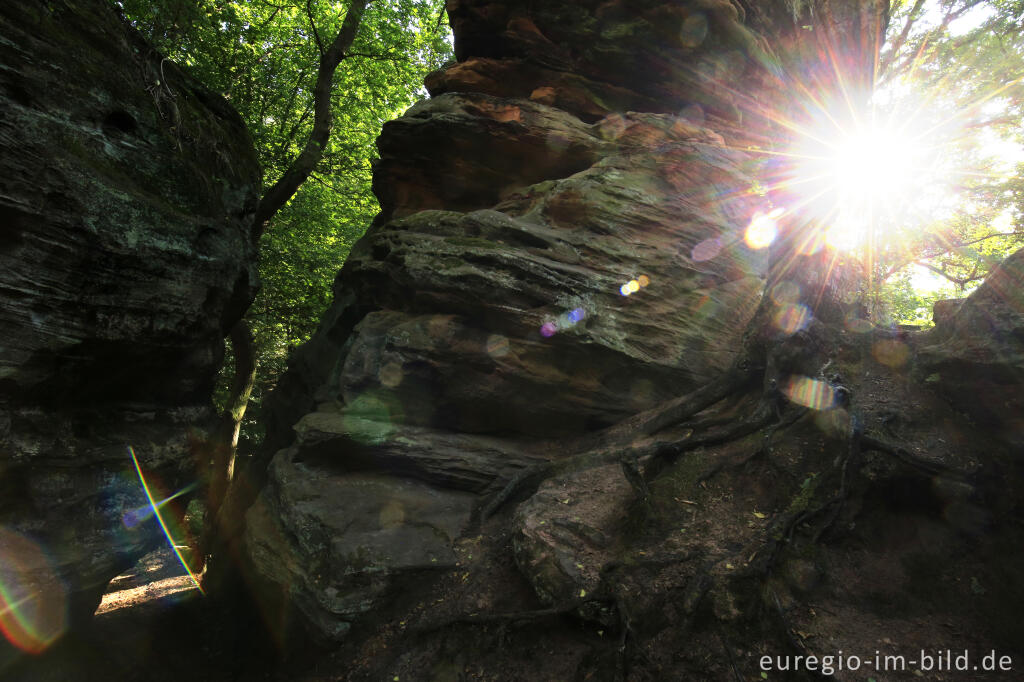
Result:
[252, 0, 370, 235]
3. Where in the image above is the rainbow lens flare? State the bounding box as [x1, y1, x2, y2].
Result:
[0, 526, 67, 653]
[539, 307, 587, 337]
[121, 482, 197, 529]
[773, 303, 812, 334]
[783, 376, 837, 411]
[128, 447, 204, 595]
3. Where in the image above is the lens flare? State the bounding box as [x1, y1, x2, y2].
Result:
[540, 307, 587, 338]
[342, 392, 401, 444]
[844, 314, 873, 334]
[773, 303, 812, 334]
[824, 219, 864, 252]
[692, 237, 723, 262]
[0, 527, 67, 653]
[769, 280, 801, 305]
[833, 129, 914, 200]
[128, 447, 204, 595]
[872, 338, 910, 367]
[744, 208, 784, 250]
[619, 276, 652, 297]
[783, 376, 836, 411]
[378, 500, 405, 529]
[485, 334, 510, 358]
[794, 227, 826, 255]
[121, 482, 197, 529]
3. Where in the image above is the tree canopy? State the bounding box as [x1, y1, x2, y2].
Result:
[117, 0, 452, 445]
[867, 0, 1024, 322]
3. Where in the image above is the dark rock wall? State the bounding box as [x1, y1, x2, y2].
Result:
[244, 0, 891, 645]
[0, 0, 260, 652]
[919, 248, 1024, 447]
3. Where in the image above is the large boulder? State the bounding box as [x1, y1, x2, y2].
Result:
[241, 0, 1024, 678]
[243, 0, 844, 643]
[918, 248, 1024, 446]
[0, 0, 260, 658]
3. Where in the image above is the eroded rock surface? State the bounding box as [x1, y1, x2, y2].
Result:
[0, 0, 259, 653]
[246, 1, 790, 640]
[244, 1, 1022, 680]
[918, 248, 1024, 446]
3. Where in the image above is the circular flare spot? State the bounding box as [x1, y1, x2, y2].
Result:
[614, 278, 647, 296]
[744, 208, 783, 250]
[620, 279, 642, 296]
[378, 501, 406, 529]
[0, 527, 68, 653]
[844, 315, 873, 334]
[815, 407, 850, 436]
[769, 280, 801, 306]
[540, 322, 557, 337]
[680, 12, 709, 48]
[343, 393, 400, 444]
[692, 238, 722, 262]
[773, 304, 811, 334]
[485, 334, 510, 358]
[872, 339, 910, 367]
[379, 361, 404, 388]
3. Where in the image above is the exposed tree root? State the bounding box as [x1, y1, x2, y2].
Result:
[412, 595, 605, 633]
[860, 433, 970, 481]
[467, 323, 988, 681]
[478, 390, 774, 521]
[640, 399, 778, 483]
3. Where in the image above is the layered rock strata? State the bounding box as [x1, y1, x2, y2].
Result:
[245, 0, 888, 642]
[245, 1, 1021, 679]
[0, 0, 259, 656]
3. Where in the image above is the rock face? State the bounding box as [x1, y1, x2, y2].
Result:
[918, 248, 1024, 446]
[245, 0, 889, 643]
[0, 0, 259, 656]
[244, 1, 1022, 679]
[245, 0, 794, 639]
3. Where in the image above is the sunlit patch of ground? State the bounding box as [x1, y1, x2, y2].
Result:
[95, 546, 200, 616]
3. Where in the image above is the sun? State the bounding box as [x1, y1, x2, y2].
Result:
[831, 128, 915, 202]
[782, 116, 933, 253]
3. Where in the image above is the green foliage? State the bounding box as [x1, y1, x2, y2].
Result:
[117, 0, 452, 444]
[874, 0, 1024, 322]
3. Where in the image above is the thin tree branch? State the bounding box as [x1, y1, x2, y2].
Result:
[254, 0, 370, 234]
[343, 50, 411, 64]
[880, 232, 1023, 282]
[878, 0, 926, 76]
[305, 0, 325, 55]
[879, 1, 980, 85]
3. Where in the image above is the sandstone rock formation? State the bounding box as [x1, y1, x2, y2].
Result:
[918, 248, 1024, 447]
[0, 0, 259, 660]
[240, 0, 1024, 679]
[244, 1, 781, 640]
